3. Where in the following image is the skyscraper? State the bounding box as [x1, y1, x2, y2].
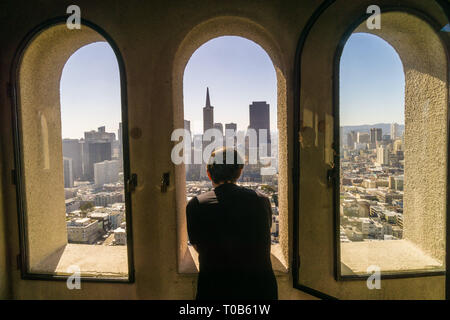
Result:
[376, 145, 389, 165]
[203, 87, 214, 133]
[225, 123, 237, 147]
[213, 123, 223, 135]
[391, 123, 399, 140]
[63, 157, 74, 188]
[370, 128, 382, 143]
[62, 139, 83, 180]
[184, 120, 191, 134]
[248, 101, 271, 156]
[94, 159, 120, 186]
[83, 126, 115, 180]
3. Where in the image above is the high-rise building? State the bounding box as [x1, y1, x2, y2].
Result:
[225, 123, 237, 147]
[184, 120, 191, 134]
[370, 128, 383, 143]
[357, 132, 370, 144]
[62, 139, 83, 180]
[248, 101, 271, 156]
[391, 123, 400, 140]
[94, 159, 120, 186]
[83, 127, 115, 180]
[213, 123, 223, 135]
[376, 145, 389, 165]
[203, 87, 214, 133]
[63, 157, 74, 188]
[346, 131, 357, 149]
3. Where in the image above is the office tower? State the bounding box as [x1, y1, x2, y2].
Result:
[248, 101, 271, 156]
[213, 122, 223, 135]
[62, 139, 83, 180]
[357, 132, 370, 144]
[346, 131, 357, 149]
[370, 128, 383, 143]
[94, 160, 120, 186]
[83, 127, 115, 180]
[376, 145, 389, 165]
[203, 87, 214, 133]
[391, 123, 399, 140]
[184, 120, 191, 134]
[225, 123, 237, 147]
[63, 157, 74, 188]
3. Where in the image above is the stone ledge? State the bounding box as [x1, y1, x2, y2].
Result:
[341, 239, 444, 276]
[31, 243, 128, 278]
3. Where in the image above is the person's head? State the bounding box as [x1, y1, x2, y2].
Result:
[206, 147, 244, 186]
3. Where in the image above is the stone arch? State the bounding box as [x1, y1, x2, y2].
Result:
[172, 16, 289, 273]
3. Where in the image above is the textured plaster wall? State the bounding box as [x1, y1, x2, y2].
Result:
[0, 0, 447, 300]
[19, 24, 104, 270]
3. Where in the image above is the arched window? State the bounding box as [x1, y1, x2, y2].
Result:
[12, 21, 134, 281]
[172, 17, 289, 275]
[295, 5, 449, 299]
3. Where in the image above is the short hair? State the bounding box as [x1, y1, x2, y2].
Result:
[207, 147, 244, 184]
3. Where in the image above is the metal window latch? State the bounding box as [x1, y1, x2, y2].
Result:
[127, 173, 138, 193]
[161, 172, 170, 193]
[327, 168, 336, 187]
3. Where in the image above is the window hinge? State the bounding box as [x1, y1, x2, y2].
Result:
[16, 253, 22, 270]
[11, 169, 17, 185]
[126, 173, 138, 193]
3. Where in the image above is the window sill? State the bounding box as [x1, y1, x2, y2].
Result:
[29, 243, 128, 279]
[340, 239, 444, 277]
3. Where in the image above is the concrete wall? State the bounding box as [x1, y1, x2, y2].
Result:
[0, 0, 447, 299]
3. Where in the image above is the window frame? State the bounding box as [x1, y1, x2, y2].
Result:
[293, 1, 450, 299]
[332, 7, 449, 282]
[10, 17, 136, 283]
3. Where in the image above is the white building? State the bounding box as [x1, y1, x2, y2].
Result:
[67, 218, 99, 244]
[94, 159, 120, 186]
[391, 123, 400, 140]
[63, 157, 74, 188]
[376, 145, 389, 166]
[114, 227, 127, 245]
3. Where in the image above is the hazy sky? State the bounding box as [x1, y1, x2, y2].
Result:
[340, 33, 405, 126]
[60, 42, 121, 139]
[59, 33, 405, 138]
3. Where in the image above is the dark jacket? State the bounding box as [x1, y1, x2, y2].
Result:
[186, 182, 278, 300]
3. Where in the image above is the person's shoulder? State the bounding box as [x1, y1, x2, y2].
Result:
[194, 190, 216, 204]
[255, 190, 271, 205]
[236, 185, 269, 202]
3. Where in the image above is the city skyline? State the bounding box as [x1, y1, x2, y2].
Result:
[59, 34, 405, 139]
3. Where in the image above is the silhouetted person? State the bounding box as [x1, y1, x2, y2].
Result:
[186, 147, 278, 300]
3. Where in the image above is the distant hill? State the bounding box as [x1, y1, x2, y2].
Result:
[341, 123, 404, 136]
